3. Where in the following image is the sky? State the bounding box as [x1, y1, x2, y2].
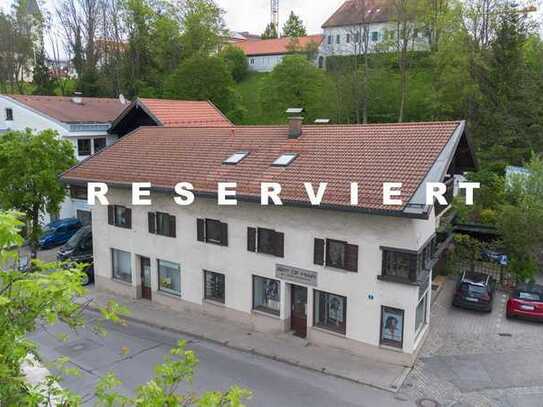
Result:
[2, 0, 345, 35]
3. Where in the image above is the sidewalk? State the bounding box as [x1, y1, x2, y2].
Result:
[84, 286, 410, 393]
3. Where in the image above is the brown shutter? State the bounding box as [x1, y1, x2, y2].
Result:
[220, 222, 228, 246]
[148, 212, 156, 234]
[125, 208, 132, 229]
[274, 231, 284, 258]
[314, 238, 325, 265]
[169, 215, 176, 238]
[197, 218, 205, 242]
[345, 244, 358, 272]
[247, 227, 256, 252]
[108, 205, 114, 225]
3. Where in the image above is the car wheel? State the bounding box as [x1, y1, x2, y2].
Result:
[81, 273, 91, 286]
[506, 309, 513, 319]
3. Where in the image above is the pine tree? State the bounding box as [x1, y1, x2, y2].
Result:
[32, 46, 55, 95]
[261, 22, 278, 39]
[282, 11, 306, 38]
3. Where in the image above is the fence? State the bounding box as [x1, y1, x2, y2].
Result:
[448, 257, 515, 291]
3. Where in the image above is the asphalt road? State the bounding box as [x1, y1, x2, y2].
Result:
[30, 310, 414, 407]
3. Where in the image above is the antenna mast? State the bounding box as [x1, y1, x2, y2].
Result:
[271, 0, 279, 30]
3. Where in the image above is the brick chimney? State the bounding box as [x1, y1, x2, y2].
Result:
[286, 108, 304, 139]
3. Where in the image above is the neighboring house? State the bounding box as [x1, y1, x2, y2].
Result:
[235, 35, 324, 72]
[61, 116, 476, 365]
[110, 98, 233, 137]
[318, 0, 429, 68]
[0, 94, 127, 224]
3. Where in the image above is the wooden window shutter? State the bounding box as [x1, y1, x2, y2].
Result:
[197, 218, 205, 242]
[247, 227, 256, 252]
[314, 238, 325, 265]
[107, 205, 114, 225]
[148, 212, 156, 234]
[220, 222, 228, 246]
[169, 215, 176, 238]
[125, 208, 132, 229]
[274, 231, 284, 258]
[345, 244, 359, 272]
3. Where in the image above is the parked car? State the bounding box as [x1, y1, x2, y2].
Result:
[481, 249, 508, 266]
[57, 226, 94, 286]
[38, 218, 82, 249]
[506, 283, 543, 321]
[453, 271, 496, 312]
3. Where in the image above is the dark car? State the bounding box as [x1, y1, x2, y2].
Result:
[453, 271, 496, 312]
[57, 226, 94, 286]
[506, 283, 543, 321]
[39, 218, 82, 249]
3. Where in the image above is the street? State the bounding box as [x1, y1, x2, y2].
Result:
[30, 310, 413, 407]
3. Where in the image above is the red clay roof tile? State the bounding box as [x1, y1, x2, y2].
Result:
[234, 35, 324, 56]
[62, 122, 462, 214]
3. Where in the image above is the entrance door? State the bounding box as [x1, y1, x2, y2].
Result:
[290, 285, 308, 338]
[140, 257, 152, 300]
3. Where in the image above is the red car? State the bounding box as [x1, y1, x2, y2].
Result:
[506, 283, 543, 321]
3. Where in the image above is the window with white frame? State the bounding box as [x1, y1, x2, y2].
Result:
[252, 276, 280, 315]
[5, 108, 13, 121]
[112, 249, 132, 283]
[415, 290, 428, 334]
[313, 290, 347, 334]
[158, 259, 181, 296]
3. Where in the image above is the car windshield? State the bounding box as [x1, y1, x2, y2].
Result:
[515, 290, 543, 302]
[462, 283, 487, 296]
[65, 227, 87, 249]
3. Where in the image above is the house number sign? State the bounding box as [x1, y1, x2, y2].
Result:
[275, 264, 318, 287]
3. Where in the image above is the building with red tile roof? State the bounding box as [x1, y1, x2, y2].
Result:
[234, 35, 324, 72]
[61, 116, 476, 365]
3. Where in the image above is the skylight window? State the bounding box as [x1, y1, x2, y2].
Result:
[272, 153, 298, 167]
[223, 151, 249, 165]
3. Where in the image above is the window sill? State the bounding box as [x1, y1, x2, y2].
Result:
[324, 265, 356, 274]
[203, 298, 226, 308]
[251, 309, 280, 319]
[377, 275, 418, 286]
[312, 325, 346, 338]
[157, 289, 182, 299]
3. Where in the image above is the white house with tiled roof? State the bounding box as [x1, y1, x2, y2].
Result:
[61, 114, 477, 365]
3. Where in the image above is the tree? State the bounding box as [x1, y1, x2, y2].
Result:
[261, 22, 278, 39]
[0, 211, 251, 405]
[0, 130, 76, 258]
[221, 45, 249, 82]
[32, 46, 56, 95]
[164, 54, 242, 120]
[282, 11, 306, 38]
[262, 55, 334, 123]
[180, 0, 225, 60]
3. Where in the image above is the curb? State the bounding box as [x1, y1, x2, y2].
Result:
[87, 301, 407, 393]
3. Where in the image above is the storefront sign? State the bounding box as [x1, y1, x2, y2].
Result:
[275, 264, 318, 287]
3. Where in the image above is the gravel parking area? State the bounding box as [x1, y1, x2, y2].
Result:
[400, 278, 543, 407]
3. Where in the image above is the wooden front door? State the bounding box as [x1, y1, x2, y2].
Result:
[141, 257, 152, 300]
[290, 285, 308, 338]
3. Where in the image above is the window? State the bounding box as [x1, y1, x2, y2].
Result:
[327, 35, 332, 45]
[247, 227, 284, 257]
[253, 276, 280, 315]
[346, 33, 351, 43]
[250, 58, 255, 65]
[5, 108, 13, 121]
[112, 249, 132, 283]
[314, 290, 346, 334]
[415, 291, 428, 334]
[272, 153, 297, 167]
[354, 32, 360, 43]
[108, 205, 132, 229]
[94, 138, 106, 153]
[371, 31, 379, 42]
[76, 209, 92, 226]
[336, 34, 340, 44]
[70, 184, 87, 200]
[197, 218, 228, 246]
[224, 151, 249, 165]
[204, 271, 225, 303]
[314, 238, 358, 272]
[148, 212, 176, 237]
[380, 306, 404, 348]
[381, 249, 416, 281]
[77, 139, 91, 156]
[158, 259, 181, 296]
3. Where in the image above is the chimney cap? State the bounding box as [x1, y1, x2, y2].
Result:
[286, 107, 304, 115]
